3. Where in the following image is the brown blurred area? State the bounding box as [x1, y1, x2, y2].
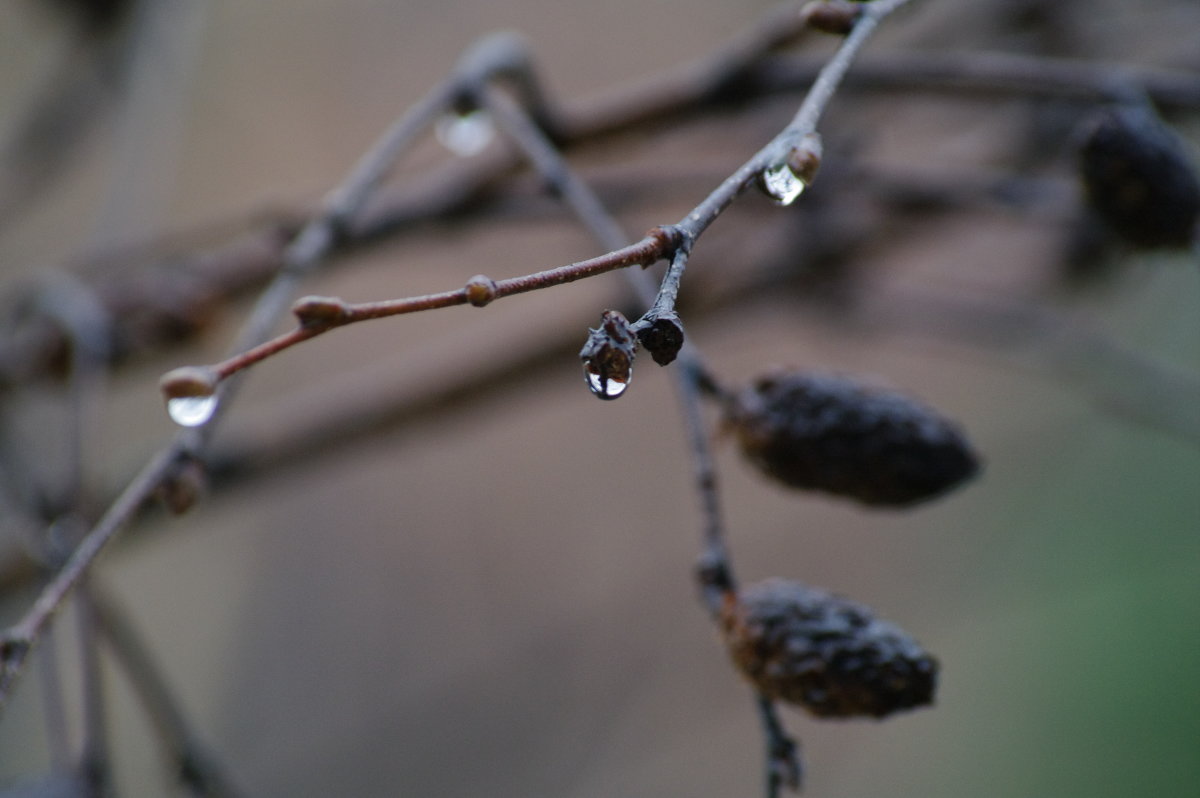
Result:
[1, 1, 1198, 796]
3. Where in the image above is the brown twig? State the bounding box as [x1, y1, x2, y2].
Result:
[467, 8, 914, 791]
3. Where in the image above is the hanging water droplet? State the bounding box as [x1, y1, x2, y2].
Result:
[583, 359, 631, 400]
[579, 310, 636, 401]
[435, 110, 495, 157]
[166, 395, 219, 427]
[760, 163, 806, 206]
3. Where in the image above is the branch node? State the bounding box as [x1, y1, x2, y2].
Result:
[292, 295, 352, 329]
[463, 274, 499, 307]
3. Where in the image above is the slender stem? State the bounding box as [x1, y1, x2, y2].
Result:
[0, 33, 533, 712]
[758, 693, 802, 797]
[92, 586, 244, 798]
[76, 584, 110, 797]
[37, 630, 72, 771]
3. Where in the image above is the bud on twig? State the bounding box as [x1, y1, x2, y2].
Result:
[634, 309, 685, 366]
[727, 370, 979, 506]
[464, 274, 499, 307]
[721, 578, 938, 718]
[1077, 106, 1200, 250]
[292, 295, 351, 328]
[800, 0, 864, 36]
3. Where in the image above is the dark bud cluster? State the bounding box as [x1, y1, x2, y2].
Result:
[1077, 106, 1200, 250]
[721, 578, 938, 719]
[634, 309, 686, 366]
[727, 370, 979, 507]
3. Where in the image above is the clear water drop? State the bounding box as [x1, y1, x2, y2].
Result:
[435, 110, 495, 157]
[761, 163, 806, 206]
[166, 395, 218, 427]
[583, 361, 631, 400]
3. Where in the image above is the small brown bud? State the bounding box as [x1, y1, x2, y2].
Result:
[159, 366, 218, 400]
[464, 274, 498, 307]
[156, 456, 207, 515]
[634, 310, 685, 366]
[1077, 106, 1200, 249]
[580, 310, 636, 400]
[727, 370, 979, 507]
[721, 578, 938, 719]
[292, 295, 351, 327]
[800, 0, 863, 35]
[786, 132, 822, 187]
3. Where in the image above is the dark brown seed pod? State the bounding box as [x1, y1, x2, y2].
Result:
[1077, 106, 1200, 249]
[727, 370, 979, 507]
[721, 578, 938, 719]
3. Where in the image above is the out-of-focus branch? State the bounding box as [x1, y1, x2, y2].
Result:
[91, 586, 244, 797]
[5, 37, 1199, 391]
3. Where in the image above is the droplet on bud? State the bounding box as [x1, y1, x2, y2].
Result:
[159, 365, 220, 428]
[759, 133, 823, 206]
[579, 310, 636, 400]
[759, 163, 806, 206]
[166, 395, 219, 428]
[435, 110, 495, 157]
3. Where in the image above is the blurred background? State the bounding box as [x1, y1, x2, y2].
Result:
[1, 0, 1198, 796]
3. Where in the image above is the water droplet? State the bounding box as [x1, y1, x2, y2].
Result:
[435, 110, 495, 157]
[583, 360, 631, 400]
[760, 163, 806, 206]
[167, 395, 218, 427]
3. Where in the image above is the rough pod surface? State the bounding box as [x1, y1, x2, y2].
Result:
[1078, 106, 1200, 249]
[728, 370, 979, 506]
[721, 578, 938, 719]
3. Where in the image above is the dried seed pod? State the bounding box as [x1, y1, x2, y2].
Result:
[1077, 106, 1200, 249]
[721, 578, 938, 719]
[634, 309, 685, 366]
[728, 370, 979, 506]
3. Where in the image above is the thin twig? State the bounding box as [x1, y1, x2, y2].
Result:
[75, 585, 110, 797]
[0, 13, 680, 713]
[469, 14, 920, 790]
[91, 586, 244, 798]
[758, 693, 802, 798]
[4, 42, 1198, 391]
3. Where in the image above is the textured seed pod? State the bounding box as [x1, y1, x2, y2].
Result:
[1077, 106, 1200, 249]
[721, 578, 938, 719]
[728, 370, 979, 507]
